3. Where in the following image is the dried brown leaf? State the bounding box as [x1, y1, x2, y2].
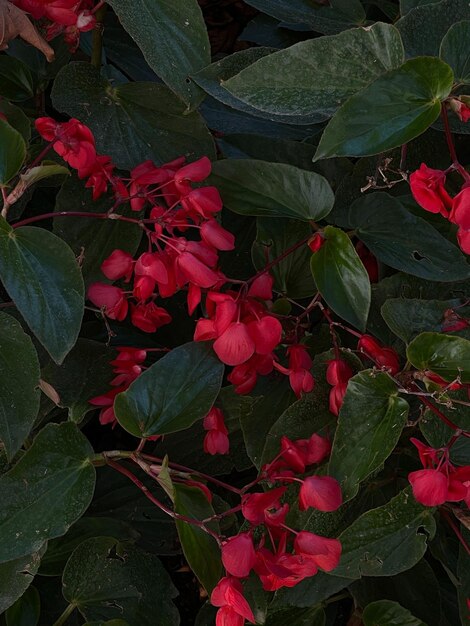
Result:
[0, 0, 54, 61]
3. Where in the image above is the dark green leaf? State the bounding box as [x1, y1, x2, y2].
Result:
[314, 58, 454, 159]
[0, 312, 40, 459]
[407, 332, 470, 383]
[83, 621, 129, 626]
[243, 0, 366, 34]
[5, 585, 40, 626]
[399, 0, 437, 15]
[224, 23, 404, 118]
[334, 489, 436, 578]
[440, 20, 470, 84]
[51, 63, 215, 170]
[0, 423, 95, 563]
[329, 371, 409, 501]
[0, 550, 43, 615]
[397, 0, 470, 57]
[310, 225, 371, 331]
[0, 100, 31, 143]
[115, 342, 224, 438]
[252, 218, 316, 299]
[271, 573, 350, 610]
[42, 339, 114, 423]
[458, 530, 470, 626]
[0, 56, 34, 101]
[349, 193, 470, 282]
[0, 119, 26, 185]
[211, 159, 334, 221]
[62, 537, 179, 625]
[362, 600, 426, 626]
[174, 484, 222, 594]
[0, 217, 84, 364]
[265, 606, 326, 626]
[106, 0, 209, 108]
[381, 298, 461, 343]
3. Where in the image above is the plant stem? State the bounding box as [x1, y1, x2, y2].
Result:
[416, 391, 470, 438]
[441, 105, 470, 180]
[91, 4, 107, 69]
[440, 509, 470, 556]
[247, 235, 311, 285]
[51, 603, 76, 626]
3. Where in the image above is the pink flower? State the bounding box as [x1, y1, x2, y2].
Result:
[408, 469, 448, 506]
[299, 476, 343, 512]
[294, 531, 342, 572]
[87, 283, 128, 321]
[221, 533, 257, 578]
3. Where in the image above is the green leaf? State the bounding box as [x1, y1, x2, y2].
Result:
[381, 298, 461, 343]
[0, 552, 43, 615]
[106, 0, 209, 108]
[224, 23, 404, 118]
[440, 20, 470, 84]
[397, 0, 470, 57]
[362, 600, 426, 626]
[310, 225, 371, 331]
[0, 312, 40, 460]
[115, 342, 224, 438]
[210, 159, 334, 221]
[243, 0, 366, 34]
[0, 119, 26, 186]
[0, 100, 31, 143]
[329, 371, 409, 501]
[41, 339, 114, 423]
[265, 606, 326, 626]
[407, 332, 470, 383]
[458, 530, 470, 626]
[5, 587, 40, 626]
[174, 484, 222, 594]
[349, 193, 470, 282]
[51, 63, 215, 170]
[54, 176, 142, 286]
[19, 163, 70, 189]
[399, 0, 437, 15]
[252, 218, 316, 299]
[62, 537, 179, 625]
[0, 56, 34, 101]
[334, 489, 436, 578]
[271, 573, 350, 610]
[0, 217, 84, 364]
[0, 423, 95, 564]
[314, 58, 454, 160]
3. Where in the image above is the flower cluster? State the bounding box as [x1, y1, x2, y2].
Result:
[203, 407, 229, 455]
[408, 438, 470, 507]
[410, 163, 470, 254]
[13, 0, 97, 51]
[211, 433, 342, 625]
[326, 358, 353, 416]
[357, 334, 400, 374]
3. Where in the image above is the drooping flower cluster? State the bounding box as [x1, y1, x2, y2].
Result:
[357, 334, 400, 374]
[408, 438, 470, 507]
[13, 0, 97, 51]
[326, 358, 353, 416]
[211, 433, 343, 625]
[410, 163, 470, 254]
[203, 407, 229, 456]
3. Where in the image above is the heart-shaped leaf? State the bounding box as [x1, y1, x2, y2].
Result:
[407, 332, 470, 383]
[362, 600, 425, 626]
[440, 20, 470, 84]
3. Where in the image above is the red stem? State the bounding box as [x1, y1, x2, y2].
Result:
[247, 235, 311, 285]
[441, 105, 470, 180]
[417, 391, 470, 438]
[440, 509, 470, 556]
[12, 210, 160, 229]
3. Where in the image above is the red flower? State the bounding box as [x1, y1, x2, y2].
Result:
[409, 163, 453, 217]
[450, 186, 470, 254]
[298, 476, 343, 512]
[201, 219, 235, 251]
[241, 487, 288, 527]
[247, 274, 274, 300]
[449, 98, 470, 123]
[130, 302, 172, 333]
[87, 283, 128, 321]
[221, 533, 257, 578]
[357, 335, 400, 374]
[408, 469, 448, 506]
[203, 407, 229, 455]
[211, 577, 255, 626]
[214, 322, 256, 366]
[294, 531, 342, 572]
[308, 233, 324, 253]
[101, 250, 134, 282]
[254, 543, 318, 591]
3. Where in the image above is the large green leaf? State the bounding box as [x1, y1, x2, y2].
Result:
[0, 423, 95, 563]
[0, 56, 34, 102]
[349, 194, 470, 282]
[54, 176, 142, 286]
[362, 600, 426, 626]
[0, 550, 44, 615]
[314, 58, 454, 160]
[0, 217, 84, 364]
[458, 531, 470, 626]
[106, 0, 209, 108]
[115, 342, 224, 438]
[407, 332, 470, 383]
[252, 218, 316, 299]
[174, 484, 222, 594]
[397, 0, 470, 57]
[265, 606, 326, 626]
[42, 339, 115, 423]
[0, 100, 31, 143]
[5, 586, 40, 626]
[399, 0, 437, 14]
[310, 225, 371, 331]
[0, 119, 26, 186]
[210, 159, 334, 221]
[62, 537, 179, 625]
[224, 23, 404, 118]
[334, 489, 436, 578]
[51, 63, 215, 170]
[440, 20, 470, 84]
[192, 48, 323, 125]
[329, 371, 409, 501]
[243, 0, 366, 34]
[0, 312, 40, 460]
